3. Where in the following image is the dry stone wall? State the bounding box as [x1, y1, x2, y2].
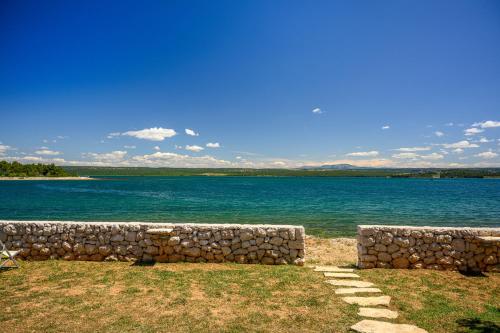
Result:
[0, 220, 305, 265]
[357, 225, 500, 271]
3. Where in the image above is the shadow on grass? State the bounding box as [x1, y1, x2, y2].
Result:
[131, 261, 156, 267]
[456, 318, 500, 333]
[0, 264, 20, 273]
[458, 270, 488, 278]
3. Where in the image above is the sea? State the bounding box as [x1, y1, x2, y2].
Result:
[1, 176, 499, 236]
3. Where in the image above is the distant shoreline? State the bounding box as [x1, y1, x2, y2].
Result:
[0, 176, 94, 181]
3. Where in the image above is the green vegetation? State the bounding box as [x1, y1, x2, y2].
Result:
[63, 165, 500, 178]
[0, 261, 357, 333]
[1, 237, 498, 333]
[0, 161, 73, 177]
[361, 269, 500, 333]
[2, 161, 499, 178]
[63, 166, 400, 177]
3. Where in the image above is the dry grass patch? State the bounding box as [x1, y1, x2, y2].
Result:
[305, 236, 357, 266]
[1, 237, 498, 333]
[0, 260, 357, 333]
[360, 269, 500, 333]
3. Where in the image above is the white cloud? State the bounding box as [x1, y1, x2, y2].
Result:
[312, 108, 322, 114]
[56, 135, 68, 140]
[475, 151, 498, 159]
[381, 125, 390, 130]
[107, 132, 120, 139]
[394, 147, 431, 152]
[420, 153, 444, 160]
[21, 156, 44, 162]
[434, 131, 444, 137]
[271, 161, 286, 166]
[464, 127, 484, 136]
[452, 148, 464, 154]
[132, 152, 231, 168]
[235, 156, 242, 160]
[0, 144, 13, 156]
[445, 122, 454, 126]
[442, 140, 479, 149]
[473, 120, 500, 128]
[392, 153, 419, 159]
[35, 149, 61, 156]
[185, 128, 199, 136]
[206, 142, 220, 148]
[84, 151, 127, 163]
[346, 151, 379, 157]
[318, 158, 392, 168]
[185, 145, 204, 152]
[122, 127, 177, 141]
[124, 145, 136, 149]
[153, 146, 161, 151]
[42, 139, 49, 143]
[478, 137, 492, 143]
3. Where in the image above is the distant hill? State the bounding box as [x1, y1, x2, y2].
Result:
[61, 165, 500, 178]
[299, 164, 372, 170]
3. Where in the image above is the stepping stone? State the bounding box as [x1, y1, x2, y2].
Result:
[314, 266, 354, 273]
[323, 272, 360, 278]
[351, 320, 428, 333]
[325, 279, 375, 288]
[358, 307, 399, 319]
[335, 287, 381, 295]
[342, 296, 391, 306]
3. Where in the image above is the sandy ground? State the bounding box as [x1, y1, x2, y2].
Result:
[0, 176, 93, 180]
[305, 236, 357, 266]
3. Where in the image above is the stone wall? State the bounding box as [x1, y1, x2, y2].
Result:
[0, 220, 305, 265]
[357, 225, 500, 271]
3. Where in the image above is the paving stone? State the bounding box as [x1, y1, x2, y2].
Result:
[323, 272, 360, 278]
[325, 279, 375, 288]
[342, 295, 391, 306]
[351, 320, 428, 333]
[358, 307, 399, 319]
[314, 266, 354, 272]
[334, 287, 381, 295]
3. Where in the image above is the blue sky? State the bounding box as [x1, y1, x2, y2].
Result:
[1, 0, 499, 168]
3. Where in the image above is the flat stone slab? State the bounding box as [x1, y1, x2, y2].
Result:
[314, 266, 354, 272]
[335, 288, 381, 295]
[358, 307, 399, 319]
[146, 228, 174, 235]
[323, 272, 360, 278]
[476, 236, 500, 244]
[325, 279, 375, 288]
[351, 320, 427, 333]
[342, 296, 391, 306]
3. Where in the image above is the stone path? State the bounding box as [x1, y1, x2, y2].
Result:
[358, 308, 399, 319]
[334, 287, 381, 295]
[323, 272, 360, 278]
[351, 320, 428, 333]
[343, 295, 391, 306]
[310, 265, 428, 332]
[314, 266, 355, 273]
[325, 279, 374, 288]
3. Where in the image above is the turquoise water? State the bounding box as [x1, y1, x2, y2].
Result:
[1, 177, 499, 236]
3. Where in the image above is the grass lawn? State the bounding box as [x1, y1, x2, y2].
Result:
[0, 236, 498, 333]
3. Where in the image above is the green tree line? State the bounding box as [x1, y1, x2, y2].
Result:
[0, 161, 72, 177]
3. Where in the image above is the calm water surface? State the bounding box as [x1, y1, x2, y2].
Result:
[1, 176, 499, 236]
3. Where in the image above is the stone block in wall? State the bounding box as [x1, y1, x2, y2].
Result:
[0, 220, 306, 266]
[357, 225, 500, 272]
